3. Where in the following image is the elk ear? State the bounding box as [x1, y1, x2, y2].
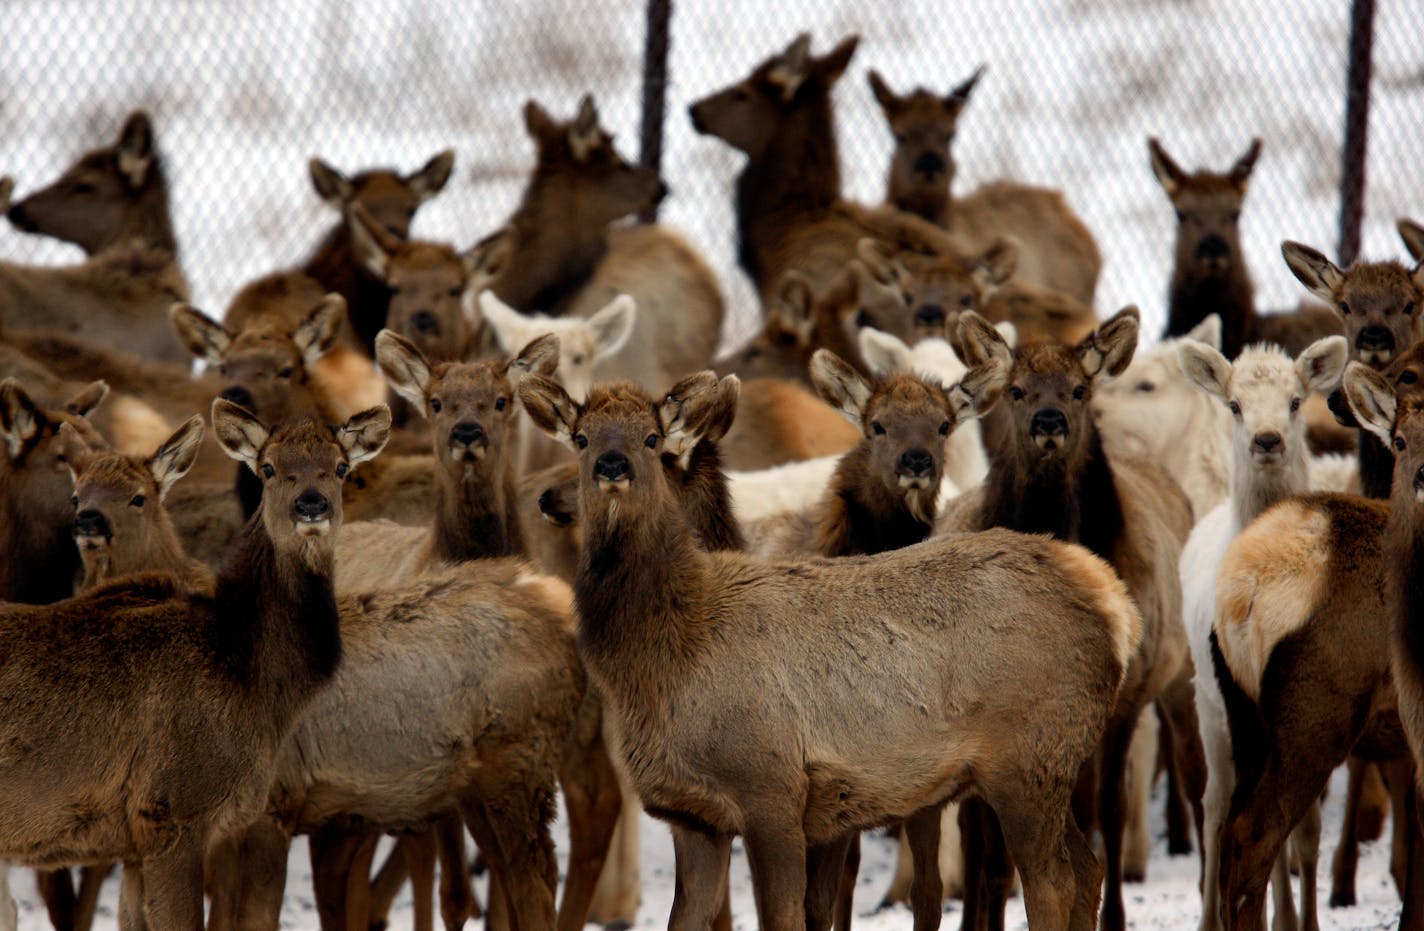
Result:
[523, 100, 558, 142]
[855, 238, 904, 288]
[816, 35, 859, 83]
[147, 415, 205, 500]
[953, 311, 1013, 369]
[347, 203, 399, 281]
[1079, 307, 1139, 382]
[116, 111, 155, 190]
[462, 227, 516, 288]
[1228, 138, 1263, 190]
[293, 294, 346, 369]
[211, 398, 270, 471]
[588, 295, 636, 359]
[950, 358, 1008, 420]
[337, 405, 392, 467]
[569, 94, 601, 162]
[170, 303, 231, 365]
[308, 157, 351, 205]
[1343, 362, 1397, 445]
[867, 69, 900, 114]
[1399, 219, 1424, 263]
[771, 272, 816, 346]
[659, 370, 726, 462]
[374, 329, 432, 410]
[518, 374, 580, 449]
[1177, 339, 1232, 403]
[946, 65, 986, 114]
[1147, 137, 1186, 198]
[0, 378, 43, 459]
[478, 291, 535, 354]
[56, 422, 95, 479]
[1296, 335, 1349, 395]
[1185, 313, 1223, 350]
[408, 148, 455, 202]
[810, 349, 874, 428]
[0, 176, 12, 213]
[972, 237, 1019, 290]
[1281, 241, 1346, 304]
[507, 333, 561, 384]
[767, 33, 813, 101]
[64, 381, 110, 419]
[858, 327, 913, 378]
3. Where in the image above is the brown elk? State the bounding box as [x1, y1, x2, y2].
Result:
[302, 149, 455, 353]
[0, 398, 391, 931]
[688, 33, 968, 304]
[868, 68, 1101, 304]
[2, 111, 189, 363]
[518, 370, 1141, 931]
[1148, 139, 1340, 359]
[940, 309, 1199, 931]
[1204, 361, 1424, 931]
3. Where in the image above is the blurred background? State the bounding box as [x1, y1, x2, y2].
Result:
[1, 0, 1420, 347]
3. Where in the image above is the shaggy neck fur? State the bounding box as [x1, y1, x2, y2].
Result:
[1166, 266, 1254, 360]
[302, 223, 388, 354]
[430, 452, 524, 562]
[889, 177, 951, 228]
[0, 461, 80, 605]
[735, 87, 843, 288]
[815, 443, 934, 556]
[1230, 443, 1308, 531]
[981, 426, 1124, 561]
[1360, 431, 1395, 500]
[492, 183, 611, 313]
[107, 163, 178, 258]
[666, 442, 745, 553]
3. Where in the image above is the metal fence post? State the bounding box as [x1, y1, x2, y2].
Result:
[1336, 0, 1375, 266]
[638, 0, 672, 224]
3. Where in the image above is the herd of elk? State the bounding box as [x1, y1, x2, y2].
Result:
[4, 24, 1424, 931]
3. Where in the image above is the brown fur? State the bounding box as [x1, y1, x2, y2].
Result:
[518, 372, 1141, 931]
[718, 376, 859, 471]
[868, 69, 1100, 303]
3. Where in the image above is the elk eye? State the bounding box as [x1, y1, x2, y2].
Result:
[871, 421, 886, 436]
[854, 309, 871, 328]
[1229, 211, 1241, 222]
[1406, 302, 1418, 316]
[1395, 436, 1407, 451]
[261, 463, 275, 479]
[745, 347, 762, 360]
[70, 495, 79, 507]
[1135, 381, 1155, 393]
[645, 434, 658, 449]
[572, 355, 585, 366]
[939, 420, 951, 436]
[1340, 302, 1351, 315]
[73, 181, 97, 195]
[336, 463, 349, 478]
[130, 494, 145, 508]
[1229, 401, 1242, 416]
[495, 397, 507, 411]
[448, 288, 462, 298]
[1072, 385, 1087, 401]
[575, 434, 589, 449]
[1009, 386, 1025, 401]
[430, 398, 442, 413]
[1401, 371, 1419, 385]
[960, 295, 974, 307]
[1290, 397, 1302, 412]
[278, 366, 294, 379]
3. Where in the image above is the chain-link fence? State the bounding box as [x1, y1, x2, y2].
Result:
[2, 0, 1421, 350]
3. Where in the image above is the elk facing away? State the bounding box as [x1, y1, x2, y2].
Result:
[518, 370, 1141, 931]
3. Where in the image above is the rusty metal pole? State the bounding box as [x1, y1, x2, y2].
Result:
[638, 0, 672, 224]
[1336, 0, 1375, 266]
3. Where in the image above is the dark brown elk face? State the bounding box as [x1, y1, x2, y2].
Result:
[868, 67, 984, 208]
[523, 95, 665, 225]
[309, 148, 454, 240]
[61, 415, 203, 572]
[212, 400, 390, 565]
[348, 204, 471, 362]
[1148, 138, 1260, 281]
[900, 239, 1017, 341]
[721, 273, 818, 382]
[377, 329, 558, 477]
[6, 111, 162, 254]
[688, 33, 858, 158]
[962, 307, 1139, 463]
[1282, 242, 1424, 368]
[171, 296, 344, 426]
[1, 378, 110, 546]
[1348, 362, 1424, 506]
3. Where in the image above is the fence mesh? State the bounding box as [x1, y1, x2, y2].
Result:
[2, 0, 1421, 351]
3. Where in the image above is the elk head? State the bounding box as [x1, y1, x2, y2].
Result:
[1281, 242, 1424, 368]
[1148, 137, 1260, 282]
[477, 290, 635, 402]
[309, 148, 454, 240]
[868, 65, 985, 217]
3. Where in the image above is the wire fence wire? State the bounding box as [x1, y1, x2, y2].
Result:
[2, 0, 1421, 351]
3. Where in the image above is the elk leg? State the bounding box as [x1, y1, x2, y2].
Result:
[742, 815, 808, 931]
[993, 788, 1075, 931]
[1328, 758, 1366, 907]
[458, 786, 558, 931]
[557, 714, 622, 931]
[1269, 853, 1298, 931]
[1381, 757, 1413, 898]
[1400, 785, 1424, 931]
[831, 834, 857, 931]
[1291, 801, 1321, 931]
[1159, 672, 1208, 860]
[35, 868, 77, 931]
[904, 805, 945, 931]
[1124, 708, 1158, 881]
[1, 866, 16, 931]
[668, 826, 732, 931]
[434, 813, 478, 930]
[366, 845, 408, 931]
[309, 827, 362, 931]
[118, 864, 145, 931]
[343, 837, 378, 931]
[958, 799, 989, 931]
[1062, 815, 1103, 931]
[1097, 713, 1138, 931]
[1199, 696, 1236, 931]
[139, 840, 205, 931]
[404, 833, 436, 931]
[880, 823, 914, 910]
[73, 865, 110, 931]
[806, 833, 855, 931]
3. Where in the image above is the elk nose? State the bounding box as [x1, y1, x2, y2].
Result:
[688, 104, 707, 133]
[913, 151, 946, 177]
[6, 201, 36, 231]
[594, 451, 631, 483]
[294, 491, 330, 521]
[915, 303, 947, 329]
[1031, 408, 1069, 437]
[220, 385, 254, 409]
[450, 421, 484, 447]
[654, 180, 670, 203]
[1357, 325, 1394, 351]
[1196, 234, 1230, 262]
[410, 311, 439, 335]
[538, 487, 575, 526]
[74, 509, 109, 536]
[1415, 464, 1424, 491]
[1253, 432, 1283, 454]
[899, 448, 935, 477]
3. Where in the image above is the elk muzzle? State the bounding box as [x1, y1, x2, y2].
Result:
[914, 303, 947, 329]
[448, 420, 486, 462]
[896, 448, 936, 490]
[912, 151, 946, 180]
[410, 311, 440, 335]
[1030, 408, 1069, 450]
[293, 490, 332, 533]
[1415, 464, 1424, 501]
[220, 385, 256, 410]
[593, 451, 632, 492]
[6, 200, 38, 233]
[73, 509, 112, 548]
[538, 486, 576, 527]
[1251, 431, 1284, 464]
[1195, 234, 1231, 272]
[1356, 326, 1395, 365]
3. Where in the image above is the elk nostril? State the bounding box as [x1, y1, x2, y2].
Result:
[899, 449, 934, 476]
[915, 304, 947, 328]
[1253, 432, 1283, 453]
[912, 152, 946, 177]
[1416, 465, 1424, 489]
[74, 509, 108, 535]
[1031, 409, 1069, 437]
[450, 421, 484, 446]
[1196, 235, 1230, 262]
[220, 385, 254, 409]
[7, 203, 35, 231]
[294, 491, 329, 520]
[594, 451, 631, 482]
[411, 311, 439, 335]
[1357, 326, 1394, 351]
